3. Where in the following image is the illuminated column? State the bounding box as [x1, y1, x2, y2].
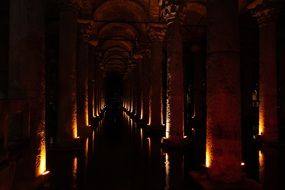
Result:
[206, 0, 241, 181]
[142, 55, 150, 123]
[88, 46, 95, 120]
[77, 24, 90, 133]
[148, 23, 166, 129]
[130, 85, 133, 113]
[161, 0, 185, 145]
[9, 0, 46, 177]
[192, 45, 206, 122]
[57, 1, 78, 141]
[248, 2, 279, 142]
[137, 61, 144, 119]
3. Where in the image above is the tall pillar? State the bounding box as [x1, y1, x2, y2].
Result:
[148, 24, 166, 130]
[161, 0, 185, 145]
[0, 0, 9, 98]
[192, 45, 206, 123]
[248, 2, 279, 142]
[57, 1, 78, 142]
[77, 24, 89, 134]
[278, 12, 285, 143]
[142, 56, 150, 123]
[88, 46, 95, 121]
[9, 0, 46, 177]
[206, 0, 241, 181]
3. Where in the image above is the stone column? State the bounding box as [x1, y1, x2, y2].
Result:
[206, 0, 241, 182]
[161, 0, 185, 145]
[249, 2, 279, 142]
[0, 101, 8, 154]
[192, 45, 206, 123]
[147, 24, 166, 130]
[77, 24, 89, 134]
[278, 12, 285, 143]
[57, 1, 78, 142]
[0, 0, 9, 98]
[136, 61, 143, 120]
[142, 55, 150, 123]
[9, 0, 46, 178]
[88, 46, 95, 121]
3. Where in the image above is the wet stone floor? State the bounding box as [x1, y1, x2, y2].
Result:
[43, 109, 203, 190]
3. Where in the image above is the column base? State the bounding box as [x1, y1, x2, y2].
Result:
[189, 170, 261, 190]
[79, 126, 93, 138]
[161, 136, 188, 148]
[49, 138, 83, 151]
[144, 125, 164, 136]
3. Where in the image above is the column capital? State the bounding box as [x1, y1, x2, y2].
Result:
[58, 0, 79, 12]
[159, 0, 186, 25]
[247, 1, 280, 26]
[78, 20, 95, 42]
[148, 23, 167, 42]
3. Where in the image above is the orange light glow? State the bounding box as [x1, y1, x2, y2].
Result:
[73, 157, 78, 188]
[36, 130, 47, 177]
[147, 137, 151, 159]
[72, 111, 78, 139]
[140, 128, 143, 150]
[42, 170, 50, 175]
[165, 97, 171, 139]
[140, 98, 144, 119]
[259, 107, 265, 135]
[91, 131, 95, 154]
[259, 150, 264, 183]
[206, 142, 212, 168]
[165, 153, 170, 190]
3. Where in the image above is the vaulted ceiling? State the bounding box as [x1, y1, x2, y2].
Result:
[63, 0, 256, 77]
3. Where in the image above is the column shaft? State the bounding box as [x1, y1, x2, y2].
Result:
[149, 41, 163, 128]
[77, 30, 89, 133]
[258, 17, 278, 142]
[57, 4, 78, 141]
[166, 21, 185, 143]
[9, 0, 46, 177]
[206, 0, 241, 181]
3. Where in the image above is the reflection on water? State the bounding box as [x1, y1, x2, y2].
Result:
[259, 150, 264, 184]
[72, 157, 78, 188]
[45, 109, 285, 190]
[164, 153, 170, 190]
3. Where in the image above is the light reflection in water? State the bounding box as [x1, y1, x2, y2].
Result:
[85, 138, 89, 166]
[259, 150, 264, 183]
[92, 130, 95, 155]
[147, 137, 151, 160]
[164, 153, 170, 190]
[140, 128, 143, 150]
[73, 157, 78, 188]
[130, 118, 133, 135]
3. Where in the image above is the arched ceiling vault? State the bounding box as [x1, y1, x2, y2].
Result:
[90, 0, 148, 76]
[75, 0, 255, 77]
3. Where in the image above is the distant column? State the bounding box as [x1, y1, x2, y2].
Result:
[206, 0, 241, 182]
[148, 23, 166, 130]
[249, 2, 279, 142]
[57, 1, 78, 141]
[142, 55, 150, 123]
[77, 24, 90, 134]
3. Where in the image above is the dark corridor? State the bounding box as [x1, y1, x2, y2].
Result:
[44, 108, 203, 190]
